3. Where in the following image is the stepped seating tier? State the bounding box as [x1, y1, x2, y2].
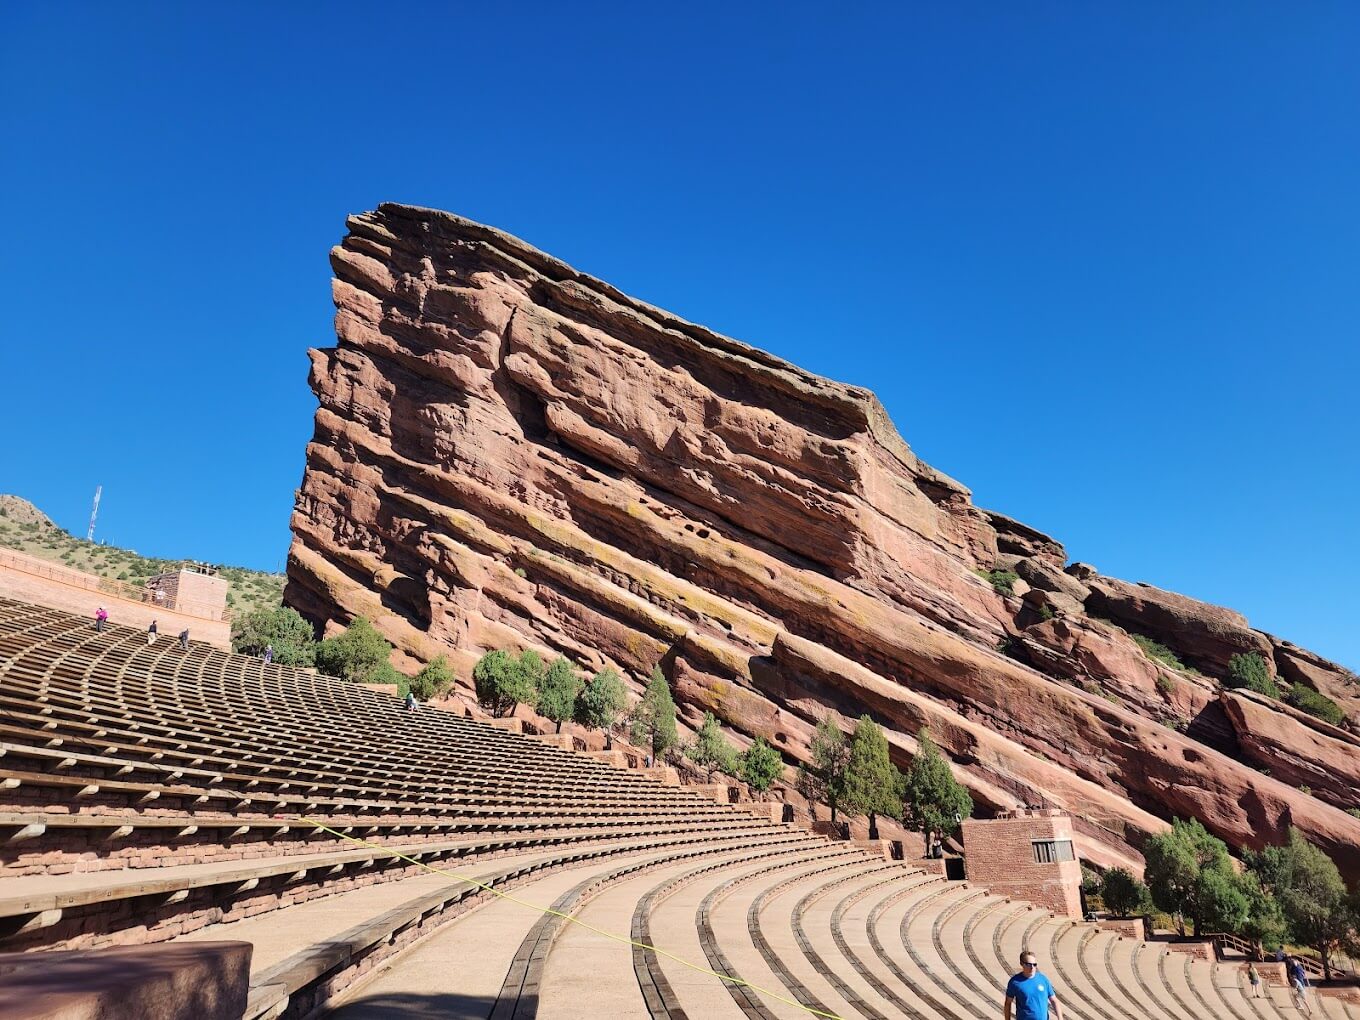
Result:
[2, 596, 1356, 1020]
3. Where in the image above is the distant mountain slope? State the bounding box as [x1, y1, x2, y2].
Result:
[0, 495, 284, 621]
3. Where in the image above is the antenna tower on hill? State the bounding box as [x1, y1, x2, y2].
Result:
[86, 485, 101, 542]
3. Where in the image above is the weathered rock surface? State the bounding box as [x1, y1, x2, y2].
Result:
[1266, 637, 1360, 731]
[1084, 576, 1277, 676]
[287, 204, 1360, 878]
[1220, 690, 1360, 811]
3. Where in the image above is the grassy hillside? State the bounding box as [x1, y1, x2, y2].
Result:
[0, 495, 285, 620]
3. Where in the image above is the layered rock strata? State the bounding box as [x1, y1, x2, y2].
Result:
[287, 204, 1360, 877]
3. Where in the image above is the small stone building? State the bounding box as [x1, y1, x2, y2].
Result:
[146, 563, 229, 621]
[961, 808, 1083, 919]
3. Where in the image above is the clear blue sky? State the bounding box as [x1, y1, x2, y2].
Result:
[2, 4, 1356, 670]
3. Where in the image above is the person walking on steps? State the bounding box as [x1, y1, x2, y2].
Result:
[1290, 958, 1312, 1013]
[1005, 951, 1063, 1020]
[147, 620, 158, 645]
[1247, 962, 1262, 998]
[263, 644, 274, 664]
[178, 628, 189, 651]
[94, 607, 108, 632]
[404, 690, 418, 712]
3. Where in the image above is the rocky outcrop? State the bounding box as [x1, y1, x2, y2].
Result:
[287, 204, 1360, 878]
[1084, 577, 1277, 676]
[1266, 637, 1360, 731]
[1220, 690, 1360, 811]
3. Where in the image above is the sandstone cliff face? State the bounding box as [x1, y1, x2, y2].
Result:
[287, 204, 1360, 878]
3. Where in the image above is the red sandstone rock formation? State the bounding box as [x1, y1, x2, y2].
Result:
[287, 204, 1360, 878]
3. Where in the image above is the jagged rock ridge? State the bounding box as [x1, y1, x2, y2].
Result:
[286, 203, 1360, 877]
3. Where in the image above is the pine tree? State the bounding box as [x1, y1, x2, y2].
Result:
[574, 667, 627, 732]
[629, 666, 678, 763]
[801, 717, 851, 823]
[687, 712, 739, 781]
[900, 729, 972, 849]
[740, 737, 785, 794]
[536, 657, 583, 732]
[840, 715, 902, 839]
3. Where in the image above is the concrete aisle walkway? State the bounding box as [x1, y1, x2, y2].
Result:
[537, 847, 770, 1020]
[648, 854, 801, 1020]
[806, 869, 919, 1019]
[755, 863, 884, 1019]
[324, 846, 670, 1020]
[700, 856, 855, 1020]
[176, 847, 560, 972]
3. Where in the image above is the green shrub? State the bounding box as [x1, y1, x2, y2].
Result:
[314, 617, 394, 684]
[1038, 603, 1055, 622]
[1130, 633, 1187, 671]
[410, 655, 455, 701]
[230, 605, 316, 666]
[739, 737, 785, 793]
[984, 569, 1019, 595]
[574, 667, 627, 731]
[1154, 673, 1176, 696]
[1226, 653, 1280, 698]
[1345, 807, 1360, 820]
[472, 649, 538, 717]
[1101, 868, 1150, 917]
[687, 712, 739, 781]
[1286, 685, 1346, 726]
[535, 657, 583, 732]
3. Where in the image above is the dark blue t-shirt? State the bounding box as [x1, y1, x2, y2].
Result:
[1006, 971, 1056, 1019]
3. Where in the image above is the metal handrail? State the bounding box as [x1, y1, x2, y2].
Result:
[1207, 932, 1344, 978]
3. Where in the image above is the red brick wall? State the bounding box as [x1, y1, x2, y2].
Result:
[1096, 917, 1148, 940]
[961, 810, 1083, 919]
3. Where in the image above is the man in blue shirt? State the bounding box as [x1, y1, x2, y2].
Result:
[1005, 951, 1063, 1020]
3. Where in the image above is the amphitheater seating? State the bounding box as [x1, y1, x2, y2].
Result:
[1, 595, 1354, 1020]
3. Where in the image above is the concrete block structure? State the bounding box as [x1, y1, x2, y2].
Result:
[961, 808, 1083, 919]
[145, 563, 228, 621]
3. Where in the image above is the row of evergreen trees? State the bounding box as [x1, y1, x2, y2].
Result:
[796, 716, 973, 846]
[471, 651, 788, 791]
[469, 648, 978, 835]
[1095, 818, 1359, 977]
[233, 610, 976, 837]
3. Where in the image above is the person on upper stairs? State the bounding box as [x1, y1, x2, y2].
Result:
[147, 620, 157, 645]
[404, 691, 418, 712]
[94, 607, 108, 632]
[1005, 950, 1063, 1020]
[178, 628, 189, 651]
[1289, 957, 1312, 1013]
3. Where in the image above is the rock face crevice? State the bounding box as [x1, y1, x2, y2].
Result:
[288, 204, 1360, 878]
